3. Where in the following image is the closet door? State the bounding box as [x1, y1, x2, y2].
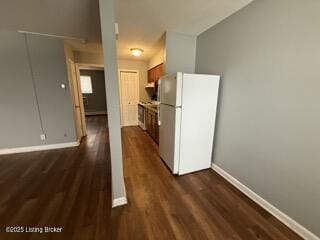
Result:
[26, 35, 76, 144]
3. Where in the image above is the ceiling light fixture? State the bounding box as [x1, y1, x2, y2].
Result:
[130, 48, 144, 57]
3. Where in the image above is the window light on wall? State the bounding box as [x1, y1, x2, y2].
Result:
[80, 75, 93, 94]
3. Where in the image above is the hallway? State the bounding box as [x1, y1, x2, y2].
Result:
[0, 116, 111, 240]
[111, 126, 302, 240]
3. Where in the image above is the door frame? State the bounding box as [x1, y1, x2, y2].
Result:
[75, 63, 105, 135]
[118, 69, 140, 127]
[66, 58, 84, 141]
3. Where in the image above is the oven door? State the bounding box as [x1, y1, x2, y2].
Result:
[138, 105, 146, 130]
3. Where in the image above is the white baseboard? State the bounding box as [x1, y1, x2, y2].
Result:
[211, 164, 319, 240]
[85, 111, 107, 116]
[122, 123, 138, 127]
[112, 197, 128, 208]
[0, 141, 80, 155]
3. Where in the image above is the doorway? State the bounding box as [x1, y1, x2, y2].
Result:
[118, 70, 139, 127]
[68, 63, 106, 140]
[80, 69, 107, 116]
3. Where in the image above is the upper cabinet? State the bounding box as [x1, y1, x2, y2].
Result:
[148, 63, 164, 83]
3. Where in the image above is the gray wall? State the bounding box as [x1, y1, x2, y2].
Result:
[80, 70, 107, 114]
[0, 30, 76, 149]
[196, 0, 320, 237]
[165, 31, 197, 74]
[0, 0, 101, 42]
[0, 31, 43, 148]
[99, 0, 126, 202]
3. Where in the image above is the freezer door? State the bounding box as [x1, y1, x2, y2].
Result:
[159, 104, 181, 174]
[159, 72, 183, 107]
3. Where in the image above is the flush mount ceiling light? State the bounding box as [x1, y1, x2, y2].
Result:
[130, 48, 144, 57]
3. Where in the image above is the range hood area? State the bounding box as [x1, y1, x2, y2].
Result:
[145, 82, 155, 88]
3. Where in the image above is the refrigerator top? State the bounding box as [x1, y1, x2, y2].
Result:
[159, 72, 221, 107]
[159, 72, 183, 107]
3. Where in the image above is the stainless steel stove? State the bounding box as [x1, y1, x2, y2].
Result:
[138, 103, 147, 130]
[138, 101, 159, 130]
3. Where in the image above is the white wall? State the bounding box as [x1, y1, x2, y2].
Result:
[99, 0, 126, 204]
[74, 51, 104, 65]
[148, 48, 164, 69]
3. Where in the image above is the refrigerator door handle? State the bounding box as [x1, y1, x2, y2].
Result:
[157, 80, 161, 125]
[157, 80, 161, 103]
[158, 105, 161, 125]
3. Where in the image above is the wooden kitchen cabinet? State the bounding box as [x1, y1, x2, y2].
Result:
[148, 63, 164, 83]
[145, 108, 159, 144]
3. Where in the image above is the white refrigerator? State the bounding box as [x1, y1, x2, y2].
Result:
[158, 72, 220, 175]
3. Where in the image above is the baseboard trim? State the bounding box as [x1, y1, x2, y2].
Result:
[0, 141, 80, 155]
[211, 164, 319, 240]
[122, 123, 139, 128]
[112, 197, 128, 208]
[85, 111, 107, 116]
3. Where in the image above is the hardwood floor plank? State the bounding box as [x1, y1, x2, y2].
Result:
[111, 126, 303, 240]
[0, 116, 112, 240]
[0, 119, 304, 240]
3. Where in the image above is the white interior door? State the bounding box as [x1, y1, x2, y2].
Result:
[75, 65, 87, 136]
[68, 59, 84, 140]
[119, 70, 139, 126]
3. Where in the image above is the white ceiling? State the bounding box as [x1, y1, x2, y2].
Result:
[1, 0, 254, 61]
[115, 0, 255, 61]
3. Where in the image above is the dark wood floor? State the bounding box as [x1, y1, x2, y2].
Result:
[0, 116, 302, 240]
[111, 126, 302, 240]
[0, 116, 111, 240]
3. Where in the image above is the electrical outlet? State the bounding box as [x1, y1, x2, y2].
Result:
[40, 134, 46, 141]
